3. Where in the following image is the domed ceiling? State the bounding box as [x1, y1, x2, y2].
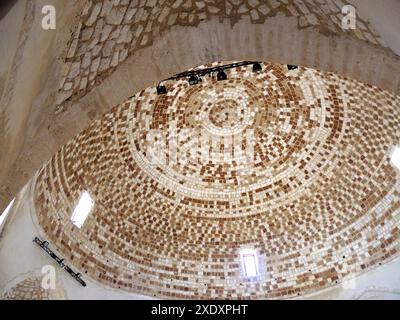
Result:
[34, 62, 400, 299]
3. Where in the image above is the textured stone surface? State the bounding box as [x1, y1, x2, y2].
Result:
[34, 62, 400, 299]
[56, 0, 388, 113]
[1, 0, 400, 247]
[1, 270, 65, 300]
[2, 277, 50, 300]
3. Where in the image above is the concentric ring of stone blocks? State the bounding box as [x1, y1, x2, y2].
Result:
[34, 62, 400, 299]
[2, 0, 400, 218]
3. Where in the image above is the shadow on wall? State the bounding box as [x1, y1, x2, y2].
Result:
[0, 0, 17, 20]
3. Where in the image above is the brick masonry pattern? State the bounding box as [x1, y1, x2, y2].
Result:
[35, 62, 400, 299]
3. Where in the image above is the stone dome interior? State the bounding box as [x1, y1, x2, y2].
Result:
[33, 61, 400, 299]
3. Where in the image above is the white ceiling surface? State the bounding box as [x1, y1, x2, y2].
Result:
[349, 0, 400, 56]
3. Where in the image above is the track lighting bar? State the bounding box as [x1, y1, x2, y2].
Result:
[33, 236, 87, 287]
[156, 61, 262, 94]
[165, 61, 261, 82]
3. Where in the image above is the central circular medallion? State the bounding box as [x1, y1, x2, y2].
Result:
[208, 99, 243, 128]
[197, 85, 256, 136]
[124, 64, 339, 217]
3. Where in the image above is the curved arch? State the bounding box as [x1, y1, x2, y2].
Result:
[1, 5, 400, 216]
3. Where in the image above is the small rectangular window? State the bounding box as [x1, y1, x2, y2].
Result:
[71, 191, 94, 228]
[391, 146, 400, 170]
[240, 249, 259, 278]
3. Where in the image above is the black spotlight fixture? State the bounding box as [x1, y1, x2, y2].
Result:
[252, 62, 262, 72]
[156, 84, 167, 95]
[217, 69, 227, 81]
[287, 64, 298, 70]
[188, 74, 200, 85]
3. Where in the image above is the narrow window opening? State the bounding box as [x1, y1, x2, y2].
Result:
[390, 146, 400, 170]
[240, 249, 259, 278]
[71, 191, 94, 228]
[0, 198, 15, 227]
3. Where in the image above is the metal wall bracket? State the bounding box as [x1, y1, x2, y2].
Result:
[33, 236, 86, 287]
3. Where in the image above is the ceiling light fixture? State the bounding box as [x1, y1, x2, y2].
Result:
[217, 69, 227, 81]
[188, 74, 201, 85]
[252, 62, 262, 72]
[156, 84, 167, 95]
[156, 62, 263, 89]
